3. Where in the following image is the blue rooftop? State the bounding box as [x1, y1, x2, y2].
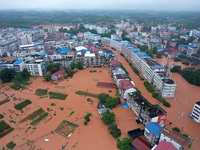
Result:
[126, 45, 135, 47]
[56, 48, 70, 53]
[151, 36, 155, 38]
[113, 38, 121, 41]
[155, 43, 160, 46]
[130, 48, 140, 51]
[135, 52, 146, 56]
[40, 53, 47, 56]
[120, 41, 129, 44]
[106, 51, 113, 55]
[166, 36, 171, 38]
[101, 37, 111, 41]
[145, 122, 162, 136]
[156, 37, 162, 40]
[92, 41, 98, 43]
[179, 45, 197, 48]
[14, 59, 23, 64]
[151, 65, 165, 70]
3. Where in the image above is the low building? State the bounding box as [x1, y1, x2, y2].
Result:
[144, 122, 163, 146]
[159, 128, 188, 150]
[127, 93, 167, 127]
[51, 69, 65, 80]
[151, 141, 177, 150]
[131, 137, 152, 150]
[52, 56, 74, 69]
[190, 101, 200, 123]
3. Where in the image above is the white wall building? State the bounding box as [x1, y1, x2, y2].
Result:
[191, 101, 200, 123]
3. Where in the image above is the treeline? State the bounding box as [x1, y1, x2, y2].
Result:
[0, 10, 200, 29]
[171, 65, 200, 86]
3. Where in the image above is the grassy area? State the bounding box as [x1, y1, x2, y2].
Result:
[14, 99, 32, 110]
[30, 112, 49, 126]
[0, 98, 10, 106]
[35, 89, 48, 96]
[49, 92, 68, 100]
[19, 108, 45, 124]
[0, 120, 14, 138]
[75, 91, 98, 98]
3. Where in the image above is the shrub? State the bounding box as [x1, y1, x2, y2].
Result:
[97, 93, 110, 103]
[102, 109, 115, 125]
[30, 112, 49, 126]
[182, 61, 190, 66]
[163, 100, 171, 107]
[146, 85, 155, 93]
[90, 70, 93, 73]
[14, 99, 32, 110]
[64, 75, 68, 79]
[144, 81, 150, 86]
[0, 114, 4, 119]
[69, 111, 74, 117]
[140, 77, 144, 80]
[49, 92, 68, 100]
[6, 141, 16, 149]
[108, 90, 112, 93]
[84, 120, 88, 125]
[172, 127, 180, 133]
[170, 65, 182, 74]
[93, 70, 97, 72]
[152, 93, 159, 99]
[182, 134, 189, 138]
[44, 73, 52, 81]
[117, 137, 131, 150]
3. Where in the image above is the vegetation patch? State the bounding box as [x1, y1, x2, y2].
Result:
[19, 108, 45, 124]
[0, 98, 10, 106]
[35, 89, 48, 96]
[55, 120, 79, 138]
[0, 120, 14, 138]
[172, 127, 180, 133]
[84, 113, 92, 125]
[6, 141, 16, 149]
[49, 91, 68, 100]
[0, 114, 4, 119]
[75, 91, 98, 98]
[86, 98, 94, 105]
[98, 93, 120, 109]
[14, 99, 32, 110]
[30, 112, 49, 126]
[10, 83, 23, 90]
[108, 123, 121, 138]
[69, 111, 74, 117]
[117, 137, 131, 150]
[102, 109, 115, 125]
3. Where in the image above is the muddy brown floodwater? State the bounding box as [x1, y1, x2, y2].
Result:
[108, 47, 200, 150]
[0, 67, 144, 150]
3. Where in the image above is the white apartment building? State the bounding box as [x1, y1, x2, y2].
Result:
[84, 32, 101, 41]
[191, 101, 200, 123]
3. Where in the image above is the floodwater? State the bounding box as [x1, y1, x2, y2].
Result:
[0, 67, 144, 150]
[109, 47, 200, 150]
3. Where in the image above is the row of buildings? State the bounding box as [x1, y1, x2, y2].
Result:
[108, 57, 188, 150]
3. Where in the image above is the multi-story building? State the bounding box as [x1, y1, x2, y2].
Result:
[159, 128, 188, 150]
[52, 56, 74, 69]
[101, 37, 111, 46]
[0, 59, 25, 76]
[190, 101, 200, 123]
[25, 55, 48, 76]
[84, 32, 101, 41]
[178, 45, 198, 56]
[127, 93, 167, 127]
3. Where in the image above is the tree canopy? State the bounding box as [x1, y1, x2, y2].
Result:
[117, 137, 131, 150]
[102, 109, 115, 125]
[0, 69, 14, 83]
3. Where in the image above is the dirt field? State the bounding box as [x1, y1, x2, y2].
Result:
[0, 67, 144, 150]
[108, 47, 200, 150]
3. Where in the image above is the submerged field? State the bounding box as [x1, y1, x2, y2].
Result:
[0, 67, 144, 150]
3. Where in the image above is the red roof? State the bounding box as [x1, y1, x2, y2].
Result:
[97, 82, 118, 89]
[120, 97, 126, 105]
[52, 69, 65, 77]
[110, 60, 120, 65]
[119, 80, 132, 87]
[132, 137, 152, 150]
[155, 141, 177, 150]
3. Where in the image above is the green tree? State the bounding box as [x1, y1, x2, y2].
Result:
[47, 64, 54, 71]
[70, 62, 77, 70]
[140, 45, 148, 52]
[44, 73, 51, 81]
[108, 123, 121, 138]
[152, 46, 158, 54]
[117, 137, 131, 150]
[170, 65, 182, 73]
[21, 68, 30, 78]
[0, 69, 14, 83]
[53, 63, 61, 71]
[156, 52, 162, 58]
[102, 109, 115, 125]
[77, 61, 83, 70]
[97, 93, 109, 104]
[172, 127, 180, 133]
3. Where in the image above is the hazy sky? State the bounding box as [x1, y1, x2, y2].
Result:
[1, 0, 200, 11]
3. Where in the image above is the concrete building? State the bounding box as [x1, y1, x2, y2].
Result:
[52, 56, 74, 69]
[178, 45, 198, 57]
[190, 101, 200, 123]
[101, 37, 111, 46]
[159, 128, 188, 150]
[51, 69, 65, 80]
[0, 59, 25, 76]
[25, 55, 48, 76]
[127, 93, 167, 127]
[144, 122, 163, 146]
[84, 32, 101, 41]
